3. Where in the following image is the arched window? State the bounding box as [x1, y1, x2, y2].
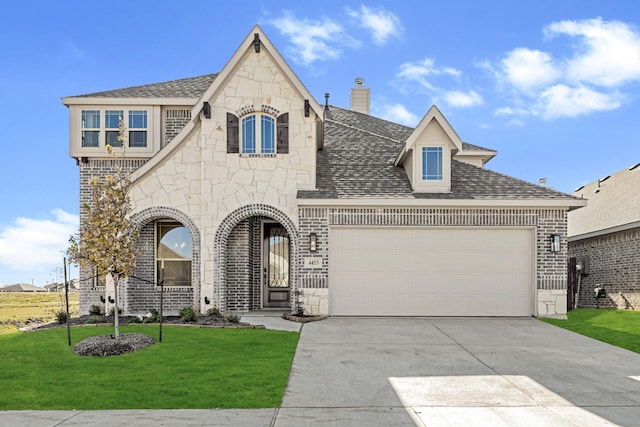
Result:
[156, 222, 192, 286]
[241, 113, 275, 154]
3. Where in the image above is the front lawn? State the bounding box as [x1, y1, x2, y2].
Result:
[542, 308, 640, 354]
[0, 325, 298, 409]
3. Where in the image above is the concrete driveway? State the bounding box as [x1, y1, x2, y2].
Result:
[276, 317, 640, 426]
[3, 317, 640, 426]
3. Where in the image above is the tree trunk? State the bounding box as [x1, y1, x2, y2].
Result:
[113, 273, 120, 339]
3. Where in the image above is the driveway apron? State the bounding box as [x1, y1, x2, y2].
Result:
[275, 317, 640, 427]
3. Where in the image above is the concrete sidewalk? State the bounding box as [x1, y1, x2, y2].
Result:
[3, 317, 640, 426]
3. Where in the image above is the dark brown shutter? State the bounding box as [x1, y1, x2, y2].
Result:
[227, 113, 239, 153]
[277, 113, 289, 154]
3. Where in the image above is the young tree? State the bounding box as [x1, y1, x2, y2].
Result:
[68, 118, 138, 338]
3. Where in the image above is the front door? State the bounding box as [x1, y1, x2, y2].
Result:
[263, 223, 290, 308]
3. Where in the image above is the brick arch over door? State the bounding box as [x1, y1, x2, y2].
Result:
[214, 204, 299, 311]
[131, 207, 201, 310]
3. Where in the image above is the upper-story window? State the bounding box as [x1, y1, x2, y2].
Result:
[81, 110, 100, 147]
[227, 111, 288, 155]
[80, 109, 148, 149]
[241, 114, 275, 154]
[422, 147, 443, 180]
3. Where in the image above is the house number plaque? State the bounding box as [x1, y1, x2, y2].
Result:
[303, 257, 322, 269]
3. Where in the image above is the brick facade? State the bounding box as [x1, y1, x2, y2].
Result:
[163, 109, 191, 148]
[569, 228, 640, 309]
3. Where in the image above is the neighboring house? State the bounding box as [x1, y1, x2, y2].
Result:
[63, 26, 584, 319]
[568, 164, 640, 309]
[0, 284, 45, 292]
[44, 281, 80, 292]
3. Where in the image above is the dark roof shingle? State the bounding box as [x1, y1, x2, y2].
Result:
[298, 106, 576, 201]
[69, 73, 218, 99]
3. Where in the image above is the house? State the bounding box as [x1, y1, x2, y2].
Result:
[568, 164, 640, 309]
[62, 26, 584, 319]
[0, 284, 45, 292]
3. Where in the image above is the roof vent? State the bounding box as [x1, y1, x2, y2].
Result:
[538, 177, 547, 187]
[350, 77, 370, 115]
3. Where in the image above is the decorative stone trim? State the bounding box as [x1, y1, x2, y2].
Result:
[237, 105, 255, 117]
[261, 105, 279, 116]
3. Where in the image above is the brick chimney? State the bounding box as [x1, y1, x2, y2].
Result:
[350, 77, 370, 115]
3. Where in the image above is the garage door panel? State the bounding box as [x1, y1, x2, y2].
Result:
[329, 227, 533, 316]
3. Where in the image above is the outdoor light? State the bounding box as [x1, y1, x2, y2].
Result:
[309, 233, 318, 252]
[550, 234, 561, 253]
[204, 296, 211, 305]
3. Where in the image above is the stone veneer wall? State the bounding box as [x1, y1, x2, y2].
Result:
[297, 207, 568, 318]
[569, 228, 640, 310]
[78, 156, 200, 315]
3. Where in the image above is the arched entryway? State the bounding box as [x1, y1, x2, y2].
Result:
[214, 204, 298, 312]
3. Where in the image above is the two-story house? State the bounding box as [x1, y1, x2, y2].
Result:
[63, 26, 585, 319]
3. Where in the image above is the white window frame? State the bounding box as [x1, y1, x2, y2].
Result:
[240, 113, 276, 155]
[73, 107, 152, 157]
[422, 146, 443, 181]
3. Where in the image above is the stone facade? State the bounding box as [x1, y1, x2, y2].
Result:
[569, 228, 640, 310]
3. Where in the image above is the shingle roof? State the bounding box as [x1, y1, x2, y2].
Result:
[298, 106, 576, 200]
[568, 164, 640, 237]
[69, 73, 218, 99]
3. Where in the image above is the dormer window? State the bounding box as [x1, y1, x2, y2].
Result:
[422, 147, 443, 181]
[242, 114, 275, 154]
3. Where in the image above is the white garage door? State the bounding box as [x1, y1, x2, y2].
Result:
[329, 227, 534, 316]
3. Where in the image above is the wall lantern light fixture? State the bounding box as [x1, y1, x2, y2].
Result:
[309, 233, 318, 252]
[550, 234, 561, 253]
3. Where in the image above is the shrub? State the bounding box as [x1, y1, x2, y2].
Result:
[179, 307, 197, 322]
[144, 308, 159, 323]
[128, 317, 142, 324]
[224, 312, 242, 324]
[85, 317, 102, 324]
[89, 305, 102, 315]
[206, 307, 221, 317]
[108, 307, 122, 317]
[54, 309, 68, 324]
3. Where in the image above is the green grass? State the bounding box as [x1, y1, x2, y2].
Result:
[542, 308, 640, 354]
[0, 325, 299, 410]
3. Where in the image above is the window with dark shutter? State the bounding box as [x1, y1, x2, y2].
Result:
[227, 113, 239, 153]
[277, 113, 289, 154]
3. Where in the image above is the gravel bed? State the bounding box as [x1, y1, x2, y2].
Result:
[74, 333, 156, 357]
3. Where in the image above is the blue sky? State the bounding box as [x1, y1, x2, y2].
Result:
[1, 0, 640, 286]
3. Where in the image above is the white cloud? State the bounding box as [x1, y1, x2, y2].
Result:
[270, 13, 358, 65]
[396, 58, 479, 110]
[501, 48, 560, 93]
[545, 18, 640, 87]
[536, 84, 623, 119]
[493, 18, 640, 122]
[347, 5, 403, 45]
[379, 103, 419, 127]
[443, 90, 483, 108]
[0, 209, 79, 272]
